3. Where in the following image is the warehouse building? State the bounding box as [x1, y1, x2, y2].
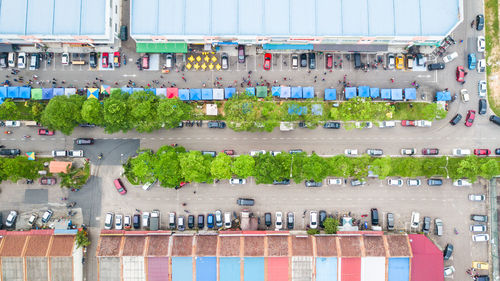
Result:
[130, 0, 462, 53]
[0, 229, 83, 281]
[0, 0, 121, 51]
[96, 230, 444, 281]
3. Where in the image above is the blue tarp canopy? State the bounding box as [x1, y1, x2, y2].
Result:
[19, 87, 31, 99]
[179, 89, 189, 101]
[86, 88, 99, 99]
[345, 87, 357, 99]
[381, 89, 391, 99]
[42, 88, 54, 100]
[202, 88, 213, 100]
[405, 88, 417, 100]
[0, 87, 6, 98]
[120, 87, 133, 94]
[190, 89, 201, 101]
[272, 86, 281, 97]
[133, 88, 143, 92]
[224, 88, 235, 99]
[291, 87, 303, 99]
[370, 88, 380, 98]
[436, 91, 451, 101]
[280, 87, 291, 98]
[391, 89, 403, 100]
[7, 87, 20, 98]
[303, 87, 314, 98]
[53, 88, 64, 96]
[324, 89, 337, 100]
[245, 87, 255, 96]
[358, 86, 370, 98]
[312, 104, 323, 115]
[288, 104, 307, 115]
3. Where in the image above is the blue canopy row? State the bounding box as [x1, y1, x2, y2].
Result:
[345, 86, 416, 100]
[0, 86, 31, 99]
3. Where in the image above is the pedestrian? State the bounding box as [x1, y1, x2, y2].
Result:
[307, 70, 311, 74]
[322, 78, 325, 81]
[324, 72, 327, 75]
[390, 77, 395, 83]
[444, 88, 448, 91]
[471, 20, 474, 28]
[314, 80, 317, 83]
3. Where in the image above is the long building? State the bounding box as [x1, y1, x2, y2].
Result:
[96, 230, 444, 281]
[130, 0, 463, 53]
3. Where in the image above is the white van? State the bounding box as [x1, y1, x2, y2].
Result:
[411, 212, 420, 229]
[142, 180, 156, 191]
[52, 150, 67, 157]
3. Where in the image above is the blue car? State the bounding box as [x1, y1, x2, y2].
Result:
[468, 53, 477, 70]
[207, 214, 214, 229]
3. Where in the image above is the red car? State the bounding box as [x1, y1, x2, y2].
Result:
[39, 177, 56, 185]
[401, 120, 416, 127]
[422, 148, 439, 155]
[263, 53, 272, 70]
[114, 178, 127, 195]
[102, 52, 109, 68]
[456, 66, 465, 82]
[326, 54, 333, 69]
[223, 149, 235, 155]
[38, 129, 54, 136]
[113, 52, 120, 67]
[142, 55, 149, 69]
[474, 149, 491, 156]
[465, 110, 475, 127]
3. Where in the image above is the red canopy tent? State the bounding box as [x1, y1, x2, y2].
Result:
[167, 88, 178, 99]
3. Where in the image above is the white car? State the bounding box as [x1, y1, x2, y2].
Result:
[28, 213, 38, 225]
[8, 52, 16, 68]
[379, 121, 395, 128]
[115, 214, 123, 230]
[229, 178, 246, 185]
[453, 149, 471, 156]
[249, 150, 266, 156]
[415, 120, 432, 127]
[68, 150, 84, 157]
[469, 194, 485, 201]
[62, 53, 70, 65]
[327, 178, 342, 185]
[142, 212, 150, 228]
[5, 210, 18, 228]
[124, 215, 131, 229]
[478, 80, 487, 97]
[460, 89, 470, 102]
[407, 179, 421, 186]
[215, 210, 223, 227]
[270, 151, 281, 156]
[477, 36, 485, 52]
[310, 211, 318, 229]
[388, 179, 403, 187]
[453, 179, 472, 187]
[472, 234, 489, 242]
[17, 52, 26, 69]
[224, 212, 231, 228]
[275, 212, 283, 230]
[5, 120, 20, 127]
[470, 224, 487, 232]
[411, 211, 420, 229]
[344, 149, 358, 156]
[401, 148, 416, 155]
[444, 266, 455, 276]
[104, 212, 114, 230]
[443, 52, 458, 63]
[477, 59, 486, 73]
[355, 121, 372, 129]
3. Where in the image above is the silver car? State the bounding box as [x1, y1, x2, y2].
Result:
[215, 210, 223, 227]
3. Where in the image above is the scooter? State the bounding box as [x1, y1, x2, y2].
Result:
[4, 131, 12, 134]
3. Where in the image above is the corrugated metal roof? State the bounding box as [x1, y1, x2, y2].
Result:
[131, 0, 460, 37]
[267, 257, 289, 281]
[361, 257, 385, 281]
[196, 257, 217, 281]
[341, 257, 361, 281]
[172, 257, 193, 281]
[26, 257, 48, 281]
[292, 256, 313, 281]
[220, 257, 241, 281]
[123, 256, 145, 281]
[388, 258, 410, 281]
[98, 257, 121, 281]
[244, 257, 265, 281]
[409, 234, 443, 281]
[147, 257, 168, 281]
[316, 257, 337, 281]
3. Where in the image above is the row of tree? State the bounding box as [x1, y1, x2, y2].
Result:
[0, 157, 44, 183]
[125, 145, 500, 188]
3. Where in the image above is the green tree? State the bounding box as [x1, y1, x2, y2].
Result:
[103, 92, 132, 133]
[421, 158, 446, 177]
[301, 153, 328, 182]
[0, 100, 19, 120]
[224, 94, 259, 131]
[370, 156, 392, 179]
[323, 217, 339, 234]
[231, 155, 255, 178]
[81, 98, 104, 126]
[128, 91, 160, 132]
[179, 151, 212, 183]
[210, 153, 233, 179]
[260, 102, 282, 132]
[352, 154, 371, 179]
[254, 153, 283, 184]
[41, 95, 85, 135]
[307, 228, 319, 235]
[456, 156, 480, 182]
[31, 102, 44, 122]
[0, 157, 43, 183]
[157, 98, 192, 129]
[76, 229, 91, 248]
[390, 158, 422, 178]
[479, 159, 499, 180]
[154, 146, 183, 188]
[327, 155, 353, 177]
[129, 151, 156, 184]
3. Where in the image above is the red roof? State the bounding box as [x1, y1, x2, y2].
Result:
[267, 257, 288, 281]
[409, 234, 444, 281]
[341, 257, 361, 281]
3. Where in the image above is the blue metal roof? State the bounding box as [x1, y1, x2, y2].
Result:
[388, 258, 410, 281]
[220, 258, 240, 281]
[243, 257, 264, 281]
[172, 257, 193, 281]
[130, 0, 460, 38]
[196, 257, 217, 281]
[0, 0, 106, 36]
[316, 257, 338, 281]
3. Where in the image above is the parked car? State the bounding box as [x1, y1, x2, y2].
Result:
[472, 234, 489, 242]
[308, 53, 316, 69]
[62, 53, 69, 65]
[395, 54, 405, 69]
[472, 262, 489, 270]
[5, 120, 20, 127]
[355, 121, 372, 129]
[104, 212, 114, 229]
[300, 54, 307, 67]
[350, 179, 366, 186]
[422, 148, 439, 155]
[469, 194, 486, 201]
[29, 53, 40, 70]
[470, 224, 487, 232]
[120, 25, 128, 41]
[479, 99, 487, 115]
[443, 244, 453, 260]
[461, 89, 470, 102]
[477, 59, 486, 73]
[474, 149, 491, 156]
[379, 121, 396, 128]
[5, 211, 17, 228]
[366, 149, 383, 156]
[465, 110, 476, 127]
[221, 53, 229, 70]
[443, 52, 458, 63]
[291, 54, 299, 69]
[478, 80, 487, 97]
[75, 138, 94, 145]
[435, 218, 443, 236]
[450, 113, 462, 125]
[142, 212, 150, 228]
[327, 178, 342, 185]
[237, 198, 254, 206]
[68, 150, 83, 157]
[114, 178, 127, 195]
[471, 214, 488, 222]
[287, 212, 294, 229]
[325, 54, 333, 69]
[323, 122, 341, 129]
[444, 266, 455, 277]
[468, 53, 477, 70]
[345, 149, 358, 156]
[427, 63, 445, 70]
[387, 213, 394, 230]
[476, 14, 484, 30]
[142, 54, 149, 69]
[197, 214, 204, 229]
[39, 177, 56, 185]
[387, 53, 395, 69]
[453, 148, 471, 156]
[411, 211, 420, 228]
[318, 210, 327, 228]
[115, 214, 123, 230]
[177, 216, 185, 231]
[213, 211, 222, 228]
[453, 179, 472, 187]
[229, 178, 246, 185]
[456, 66, 466, 82]
[222, 149, 235, 155]
[427, 179, 443, 186]
[238, 45, 245, 63]
[38, 129, 55, 135]
[305, 180, 322, 187]
[422, 216, 431, 233]
[371, 208, 379, 226]
[407, 179, 421, 186]
[0, 149, 21, 156]
[406, 54, 414, 69]
[207, 121, 226, 128]
[273, 179, 290, 185]
[133, 214, 140, 229]
[401, 148, 415, 156]
[122, 215, 131, 229]
[101, 52, 109, 68]
[388, 179, 403, 187]
[89, 52, 97, 68]
[265, 213, 272, 227]
[401, 120, 416, 127]
[310, 211, 318, 229]
[113, 52, 120, 67]
[263, 53, 271, 70]
[417, 120, 433, 127]
[249, 150, 265, 156]
[165, 53, 175, 68]
[17, 52, 26, 69]
[275, 212, 283, 230]
[187, 215, 194, 229]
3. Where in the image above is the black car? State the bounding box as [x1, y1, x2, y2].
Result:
[495, 148, 500, 155]
[449, 113, 462, 125]
[0, 149, 21, 156]
[298, 122, 308, 128]
[287, 212, 294, 229]
[89, 52, 97, 68]
[273, 179, 290, 185]
[120, 25, 128, 41]
[289, 149, 303, 154]
[300, 54, 307, 67]
[308, 53, 316, 69]
[443, 244, 453, 260]
[264, 212, 272, 227]
[387, 213, 394, 230]
[422, 216, 431, 233]
[78, 123, 97, 128]
[305, 180, 322, 187]
[427, 179, 443, 186]
[427, 63, 445, 70]
[236, 198, 255, 206]
[476, 14, 484, 31]
[371, 208, 379, 226]
[319, 211, 327, 228]
[133, 214, 141, 229]
[323, 122, 341, 129]
[207, 121, 226, 128]
[479, 99, 487, 115]
[197, 214, 204, 229]
[75, 138, 94, 145]
[476, 276, 490, 281]
[188, 215, 195, 229]
[238, 45, 245, 63]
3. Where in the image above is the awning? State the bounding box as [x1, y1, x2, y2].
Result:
[202, 88, 213, 100]
[53, 88, 65, 96]
[167, 88, 178, 99]
[189, 89, 201, 100]
[121, 87, 133, 94]
[381, 89, 391, 99]
[0, 44, 13, 52]
[213, 89, 224, 100]
[272, 87, 281, 97]
[391, 89, 403, 100]
[345, 87, 357, 99]
[7, 87, 19, 98]
[19, 87, 31, 99]
[280, 87, 291, 99]
[404, 88, 417, 100]
[86, 88, 98, 99]
[358, 86, 370, 98]
[370, 88, 380, 98]
[156, 88, 167, 97]
[179, 89, 189, 100]
[0, 87, 6, 98]
[31, 88, 42, 100]
[291, 87, 303, 99]
[136, 42, 188, 53]
[64, 88, 76, 96]
[263, 44, 314, 50]
[245, 87, 255, 96]
[42, 88, 54, 100]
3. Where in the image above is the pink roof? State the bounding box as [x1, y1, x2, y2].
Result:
[409, 234, 443, 281]
[267, 257, 288, 281]
[167, 88, 178, 99]
[341, 257, 361, 281]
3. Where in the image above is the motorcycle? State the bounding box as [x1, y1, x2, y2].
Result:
[98, 153, 103, 160]
[454, 228, 458, 234]
[66, 202, 76, 208]
[23, 135, 31, 139]
[4, 131, 12, 134]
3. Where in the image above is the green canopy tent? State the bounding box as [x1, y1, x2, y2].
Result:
[31, 88, 43, 100]
[256, 86, 268, 98]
